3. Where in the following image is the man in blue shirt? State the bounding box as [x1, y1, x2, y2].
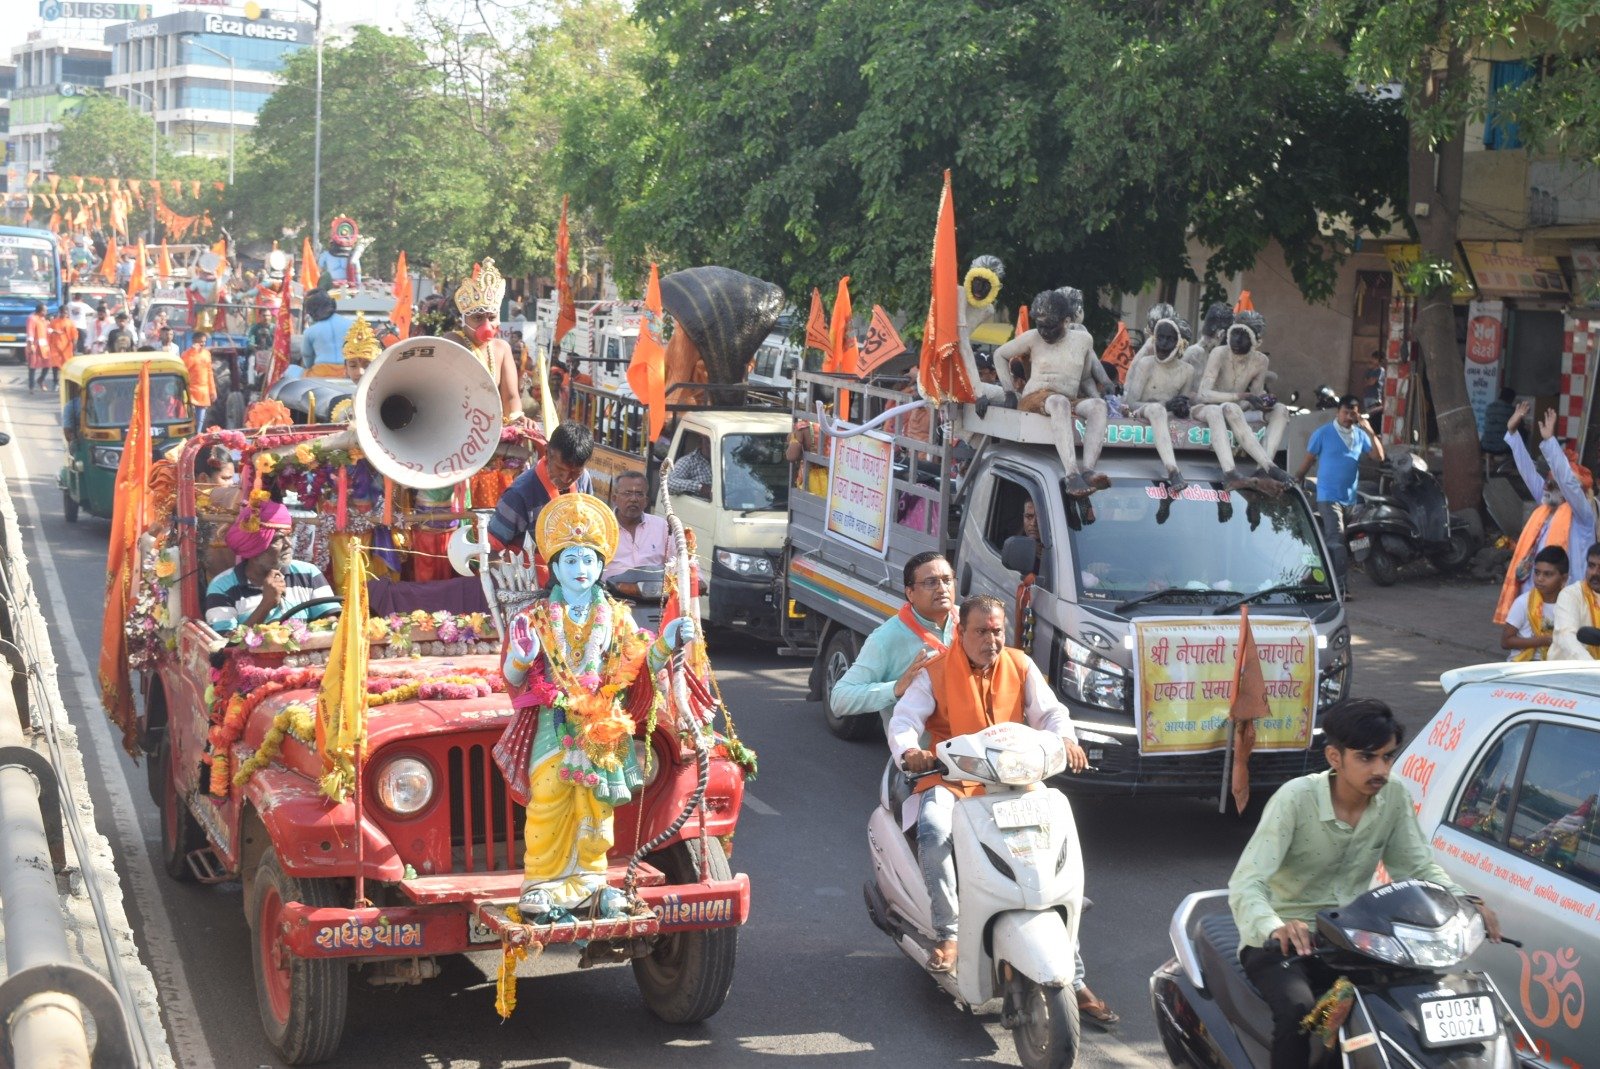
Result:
[487, 421, 595, 553]
[1296, 395, 1383, 598]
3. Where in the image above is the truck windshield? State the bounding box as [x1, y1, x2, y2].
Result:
[721, 433, 789, 512]
[1065, 484, 1334, 609]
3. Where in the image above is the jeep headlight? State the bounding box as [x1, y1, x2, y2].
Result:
[715, 548, 774, 578]
[92, 446, 123, 469]
[1058, 636, 1127, 712]
[374, 756, 434, 816]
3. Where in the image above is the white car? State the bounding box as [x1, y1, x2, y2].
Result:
[1397, 661, 1600, 1069]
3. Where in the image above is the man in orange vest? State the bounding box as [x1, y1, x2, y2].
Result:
[182, 331, 217, 428]
[890, 595, 1087, 972]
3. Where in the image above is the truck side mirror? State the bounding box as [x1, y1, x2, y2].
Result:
[1000, 535, 1038, 576]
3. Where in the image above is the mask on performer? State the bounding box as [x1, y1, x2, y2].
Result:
[473, 322, 496, 346]
[1030, 290, 1072, 345]
[1155, 320, 1180, 359]
[1228, 325, 1255, 355]
[1201, 302, 1234, 343]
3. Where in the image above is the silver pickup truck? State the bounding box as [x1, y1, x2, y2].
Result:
[780, 371, 1352, 797]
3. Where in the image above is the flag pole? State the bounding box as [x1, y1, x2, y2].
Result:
[1219, 719, 1235, 814]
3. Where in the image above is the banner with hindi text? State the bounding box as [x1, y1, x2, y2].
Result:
[824, 431, 895, 557]
[1132, 615, 1317, 755]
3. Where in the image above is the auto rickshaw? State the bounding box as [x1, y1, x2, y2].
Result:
[58, 353, 193, 522]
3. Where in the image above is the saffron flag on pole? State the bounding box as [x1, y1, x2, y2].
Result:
[828, 276, 860, 421]
[1102, 321, 1135, 384]
[316, 542, 370, 802]
[805, 287, 832, 360]
[301, 236, 320, 292]
[627, 264, 668, 441]
[860, 305, 907, 376]
[1229, 605, 1271, 813]
[158, 240, 173, 280]
[126, 238, 147, 299]
[390, 250, 413, 339]
[918, 170, 974, 404]
[1234, 290, 1255, 314]
[1016, 304, 1030, 337]
[96, 234, 118, 284]
[553, 195, 577, 347]
[98, 363, 151, 755]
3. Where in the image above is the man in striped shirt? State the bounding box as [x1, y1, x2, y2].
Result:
[204, 498, 338, 633]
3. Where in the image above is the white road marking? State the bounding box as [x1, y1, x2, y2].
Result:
[0, 397, 210, 1068]
[742, 791, 779, 816]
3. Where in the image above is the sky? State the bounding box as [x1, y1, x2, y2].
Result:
[3, 1, 410, 62]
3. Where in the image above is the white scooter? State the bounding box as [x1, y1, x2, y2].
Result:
[864, 722, 1084, 1069]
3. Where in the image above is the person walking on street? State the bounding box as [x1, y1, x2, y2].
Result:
[1501, 545, 1567, 661]
[64, 294, 93, 353]
[1295, 394, 1383, 598]
[44, 307, 77, 391]
[1496, 404, 1595, 627]
[183, 332, 217, 429]
[24, 303, 49, 391]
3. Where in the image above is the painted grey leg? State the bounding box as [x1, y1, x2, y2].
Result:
[1260, 404, 1292, 476]
[1075, 397, 1111, 489]
[1137, 401, 1181, 485]
[1226, 404, 1275, 469]
[1044, 393, 1089, 495]
[1197, 405, 1240, 477]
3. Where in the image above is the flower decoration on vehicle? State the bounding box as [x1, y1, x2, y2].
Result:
[227, 610, 500, 655]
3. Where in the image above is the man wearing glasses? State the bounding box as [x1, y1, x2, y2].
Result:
[831, 551, 956, 734]
[1296, 394, 1383, 598]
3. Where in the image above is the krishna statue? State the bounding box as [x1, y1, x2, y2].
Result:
[492, 492, 694, 920]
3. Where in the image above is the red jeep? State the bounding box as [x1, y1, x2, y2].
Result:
[140, 428, 750, 1064]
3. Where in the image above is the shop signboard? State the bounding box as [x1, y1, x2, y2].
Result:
[1465, 300, 1505, 440]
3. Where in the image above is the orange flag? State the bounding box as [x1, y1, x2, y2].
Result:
[98, 364, 152, 756]
[390, 250, 413, 339]
[126, 238, 147, 298]
[1016, 304, 1030, 336]
[828, 276, 860, 421]
[860, 304, 908, 376]
[301, 236, 320, 291]
[211, 237, 229, 279]
[918, 170, 973, 404]
[1102, 321, 1135, 383]
[97, 234, 118, 283]
[627, 264, 668, 440]
[1229, 605, 1271, 813]
[553, 195, 576, 346]
[805, 287, 832, 359]
[1234, 290, 1255, 313]
[158, 241, 173, 279]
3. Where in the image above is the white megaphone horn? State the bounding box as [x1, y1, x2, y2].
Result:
[354, 336, 503, 490]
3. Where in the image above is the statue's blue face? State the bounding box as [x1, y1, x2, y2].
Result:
[553, 546, 602, 602]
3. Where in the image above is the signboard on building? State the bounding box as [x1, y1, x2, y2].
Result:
[1462, 242, 1569, 300]
[39, 2, 153, 19]
[1465, 300, 1505, 441]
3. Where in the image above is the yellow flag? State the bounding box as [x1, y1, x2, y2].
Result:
[316, 542, 369, 801]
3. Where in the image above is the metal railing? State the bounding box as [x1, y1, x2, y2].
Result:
[0, 502, 150, 1067]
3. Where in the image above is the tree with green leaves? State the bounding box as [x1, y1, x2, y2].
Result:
[1300, 0, 1600, 508]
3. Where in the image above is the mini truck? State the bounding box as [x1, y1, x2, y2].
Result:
[143, 427, 751, 1064]
[782, 370, 1353, 796]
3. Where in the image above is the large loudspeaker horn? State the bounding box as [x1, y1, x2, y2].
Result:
[354, 336, 503, 490]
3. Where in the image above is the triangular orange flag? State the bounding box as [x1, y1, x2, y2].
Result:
[1016, 304, 1030, 336]
[1234, 290, 1254, 313]
[126, 238, 147, 298]
[1229, 605, 1271, 813]
[1102, 321, 1135, 384]
[627, 264, 668, 440]
[301, 236, 320, 291]
[860, 305, 908, 376]
[158, 241, 173, 279]
[918, 170, 973, 404]
[97, 235, 118, 283]
[390, 250, 413, 339]
[828, 276, 860, 421]
[553, 195, 576, 346]
[805, 287, 832, 359]
[99, 363, 152, 755]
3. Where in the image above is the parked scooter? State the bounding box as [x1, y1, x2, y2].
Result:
[1345, 449, 1481, 586]
[865, 722, 1084, 1069]
[1152, 880, 1541, 1068]
[604, 563, 667, 635]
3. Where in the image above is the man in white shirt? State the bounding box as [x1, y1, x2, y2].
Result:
[65, 296, 94, 353]
[604, 471, 672, 579]
[1551, 542, 1600, 660]
[1501, 545, 1566, 661]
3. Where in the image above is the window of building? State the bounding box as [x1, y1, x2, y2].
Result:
[1450, 722, 1531, 842]
[1505, 722, 1600, 891]
[1507, 309, 1565, 398]
[1484, 60, 1534, 151]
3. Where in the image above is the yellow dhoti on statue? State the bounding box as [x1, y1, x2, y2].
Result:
[520, 717, 616, 908]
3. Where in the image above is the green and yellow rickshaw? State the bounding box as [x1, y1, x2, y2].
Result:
[58, 353, 193, 522]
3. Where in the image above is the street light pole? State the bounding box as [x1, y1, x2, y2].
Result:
[181, 38, 236, 184]
[304, 0, 324, 254]
[121, 85, 159, 243]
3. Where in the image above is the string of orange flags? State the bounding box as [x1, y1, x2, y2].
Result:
[19, 173, 227, 240]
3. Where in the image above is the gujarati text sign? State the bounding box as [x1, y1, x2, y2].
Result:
[1133, 616, 1317, 755]
[824, 431, 895, 556]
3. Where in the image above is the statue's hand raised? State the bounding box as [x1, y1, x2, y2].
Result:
[507, 614, 541, 671]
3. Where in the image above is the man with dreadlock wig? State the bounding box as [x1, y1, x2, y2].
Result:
[494, 493, 697, 921]
[1192, 310, 1294, 492]
[1124, 315, 1197, 494]
[993, 288, 1110, 496]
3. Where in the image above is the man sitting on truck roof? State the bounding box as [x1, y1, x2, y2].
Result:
[1192, 311, 1294, 493]
[992, 288, 1110, 497]
[487, 420, 595, 554]
[1124, 316, 1198, 496]
[832, 551, 956, 734]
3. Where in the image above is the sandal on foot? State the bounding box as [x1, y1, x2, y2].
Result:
[1076, 989, 1121, 1028]
[927, 943, 957, 973]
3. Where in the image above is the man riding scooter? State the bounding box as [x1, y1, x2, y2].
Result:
[1227, 698, 1502, 1069]
[891, 596, 1087, 968]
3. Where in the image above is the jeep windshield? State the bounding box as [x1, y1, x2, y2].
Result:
[1064, 483, 1334, 612]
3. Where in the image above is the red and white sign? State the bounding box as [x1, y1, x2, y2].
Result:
[1465, 300, 1505, 441]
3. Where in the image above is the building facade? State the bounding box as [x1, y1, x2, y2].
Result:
[104, 10, 311, 160]
[5, 32, 112, 178]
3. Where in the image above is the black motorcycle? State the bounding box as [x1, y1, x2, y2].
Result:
[1151, 880, 1540, 1068]
[1345, 450, 1481, 586]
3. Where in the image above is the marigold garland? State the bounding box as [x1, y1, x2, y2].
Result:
[231, 704, 315, 787]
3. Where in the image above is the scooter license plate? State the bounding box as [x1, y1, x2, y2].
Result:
[992, 797, 1047, 829]
[1349, 533, 1371, 554]
[1417, 994, 1497, 1047]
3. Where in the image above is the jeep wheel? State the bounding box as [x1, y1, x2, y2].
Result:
[157, 732, 205, 881]
[63, 489, 79, 524]
[820, 629, 876, 741]
[632, 837, 738, 1024]
[250, 850, 349, 1065]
